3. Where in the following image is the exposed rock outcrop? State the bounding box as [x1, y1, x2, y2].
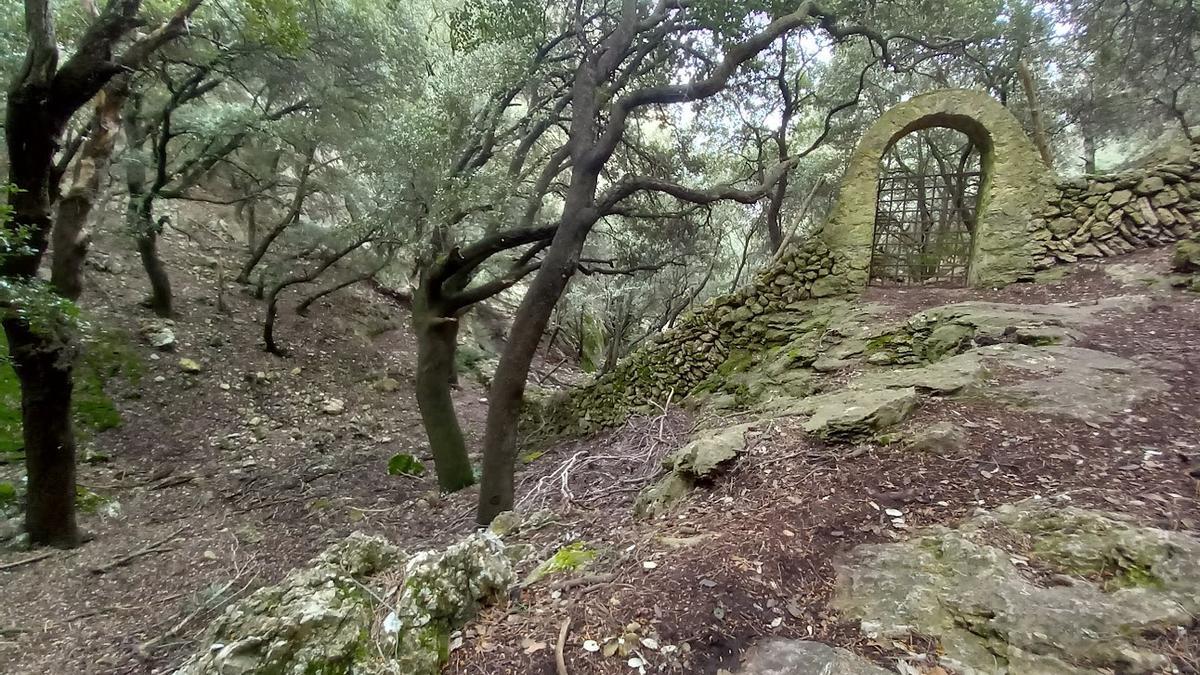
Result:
[833, 500, 1200, 674]
[730, 639, 893, 675]
[175, 532, 513, 675]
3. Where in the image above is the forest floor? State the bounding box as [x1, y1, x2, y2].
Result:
[0, 221, 1197, 674]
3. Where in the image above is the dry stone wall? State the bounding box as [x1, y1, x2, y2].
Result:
[542, 141, 1200, 436]
[1029, 144, 1200, 268]
[541, 239, 855, 432]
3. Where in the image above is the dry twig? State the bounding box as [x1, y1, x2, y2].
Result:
[555, 617, 570, 675]
[0, 551, 53, 571]
[91, 527, 184, 575]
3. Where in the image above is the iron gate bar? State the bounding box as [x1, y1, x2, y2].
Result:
[870, 169, 981, 287]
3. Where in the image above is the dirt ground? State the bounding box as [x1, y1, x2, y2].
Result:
[0, 227, 1197, 674]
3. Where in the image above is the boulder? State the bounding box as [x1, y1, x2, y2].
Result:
[1172, 233, 1200, 273]
[666, 424, 752, 478]
[730, 639, 892, 675]
[798, 387, 920, 440]
[833, 500, 1200, 674]
[175, 532, 513, 675]
[175, 533, 402, 675]
[634, 471, 693, 518]
[902, 421, 968, 455]
[380, 533, 514, 674]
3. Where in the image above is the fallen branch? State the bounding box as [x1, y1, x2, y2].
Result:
[91, 527, 184, 575]
[555, 617, 570, 675]
[548, 573, 615, 591]
[0, 551, 53, 571]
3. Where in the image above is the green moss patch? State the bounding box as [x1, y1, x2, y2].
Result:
[0, 328, 140, 461]
[524, 541, 598, 585]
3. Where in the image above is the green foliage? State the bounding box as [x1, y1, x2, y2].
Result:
[0, 481, 16, 510]
[448, 0, 544, 52]
[75, 485, 110, 514]
[387, 453, 427, 477]
[245, 0, 310, 55]
[524, 541, 597, 585]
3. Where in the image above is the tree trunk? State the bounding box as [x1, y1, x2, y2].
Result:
[262, 281, 285, 355]
[1, 319, 81, 548]
[4, 83, 83, 549]
[412, 284, 476, 492]
[476, 192, 596, 524]
[765, 176, 788, 252]
[1017, 60, 1054, 167]
[130, 204, 173, 317]
[1082, 130, 1096, 174]
[51, 78, 128, 300]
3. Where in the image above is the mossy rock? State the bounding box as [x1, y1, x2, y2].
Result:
[524, 541, 598, 585]
[833, 500, 1200, 674]
[634, 471, 694, 519]
[1171, 233, 1200, 273]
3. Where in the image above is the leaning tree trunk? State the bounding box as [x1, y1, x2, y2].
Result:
[476, 187, 596, 524]
[1, 320, 81, 548]
[1017, 60, 1054, 167]
[129, 202, 173, 317]
[412, 284, 476, 493]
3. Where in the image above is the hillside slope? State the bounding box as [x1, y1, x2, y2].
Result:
[0, 227, 1197, 674]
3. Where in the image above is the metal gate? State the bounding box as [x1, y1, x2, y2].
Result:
[869, 169, 981, 286]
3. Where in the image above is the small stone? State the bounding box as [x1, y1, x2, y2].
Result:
[139, 319, 177, 352]
[178, 358, 202, 374]
[1135, 176, 1165, 194]
[321, 399, 346, 415]
[903, 421, 969, 456]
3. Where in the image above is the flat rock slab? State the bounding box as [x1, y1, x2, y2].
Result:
[976, 343, 1168, 422]
[833, 500, 1200, 674]
[728, 639, 893, 675]
[851, 350, 987, 394]
[793, 387, 920, 440]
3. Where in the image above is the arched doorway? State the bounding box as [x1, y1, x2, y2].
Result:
[820, 90, 1053, 288]
[869, 128, 982, 286]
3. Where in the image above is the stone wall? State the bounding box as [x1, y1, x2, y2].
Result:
[540, 239, 855, 431]
[1028, 144, 1200, 268]
[540, 137, 1200, 436]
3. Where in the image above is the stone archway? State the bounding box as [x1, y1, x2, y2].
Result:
[821, 89, 1053, 287]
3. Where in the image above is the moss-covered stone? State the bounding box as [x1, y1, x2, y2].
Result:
[633, 472, 693, 519]
[794, 387, 920, 440]
[833, 500, 1200, 674]
[666, 424, 752, 478]
[523, 541, 597, 585]
[177, 532, 511, 675]
[1172, 233, 1200, 273]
